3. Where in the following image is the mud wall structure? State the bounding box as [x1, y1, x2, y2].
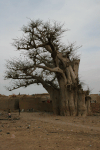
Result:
[90, 103, 100, 113]
[0, 96, 19, 111]
[19, 96, 52, 112]
[90, 94, 100, 103]
[0, 96, 9, 110]
[0, 94, 52, 112]
[89, 94, 100, 113]
[32, 93, 50, 99]
[1, 93, 99, 114]
[8, 97, 19, 110]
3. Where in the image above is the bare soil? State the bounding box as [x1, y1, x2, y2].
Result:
[0, 111, 100, 150]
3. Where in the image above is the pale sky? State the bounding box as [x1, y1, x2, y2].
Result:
[0, 0, 100, 95]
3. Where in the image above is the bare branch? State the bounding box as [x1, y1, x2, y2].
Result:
[5, 19, 81, 92]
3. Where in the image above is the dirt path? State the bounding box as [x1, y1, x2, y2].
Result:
[32, 115, 100, 131]
[0, 111, 100, 150]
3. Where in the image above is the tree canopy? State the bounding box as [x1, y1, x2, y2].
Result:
[5, 19, 81, 92]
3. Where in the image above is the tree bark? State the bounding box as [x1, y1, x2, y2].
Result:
[67, 90, 75, 116]
[77, 92, 87, 116]
[43, 85, 60, 115]
[49, 89, 60, 115]
[43, 82, 91, 117]
[85, 96, 91, 115]
[73, 60, 80, 77]
[73, 89, 78, 116]
[57, 78, 68, 116]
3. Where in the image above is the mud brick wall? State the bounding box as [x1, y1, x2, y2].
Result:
[90, 94, 100, 103]
[97, 96, 100, 103]
[0, 97, 9, 110]
[8, 98, 19, 110]
[19, 97, 52, 112]
[90, 103, 100, 113]
[38, 100, 52, 112]
[33, 93, 50, 99]
[0, 97, 19, 110]
[19, 97, 40, 110]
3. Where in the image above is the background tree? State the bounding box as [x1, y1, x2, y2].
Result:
[5, 19, 91, 116]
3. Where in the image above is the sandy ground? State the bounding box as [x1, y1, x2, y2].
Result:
[0, 111, 100, 150]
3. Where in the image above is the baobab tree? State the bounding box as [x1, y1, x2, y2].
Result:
[5, 19, 91, 116]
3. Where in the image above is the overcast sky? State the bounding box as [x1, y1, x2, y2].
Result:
[0, 0, 100, 96]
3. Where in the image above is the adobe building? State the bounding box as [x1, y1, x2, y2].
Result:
[0, 94, 19, 111]
[19, 93, 52, 112]
[0, 93, 52, 112]
[90, 94, 100, 103]
[32, 93, 50, 99]
[0, 95, 9, 110]
[90, 94, 100, 113]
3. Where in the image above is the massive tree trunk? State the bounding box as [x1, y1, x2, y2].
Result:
[43, 85, 60, 115]
[49, 89, 60, 115]
[73, 89, 78, 116]
[57, 77, 77, 116]
[85, 96, 91, 115]
[42, 75, 91, 117]
[68, 90, 76, 116]
[43, 84, 91, 116]
[77, 91, 87, 116]
[57, 78, 69, 116]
